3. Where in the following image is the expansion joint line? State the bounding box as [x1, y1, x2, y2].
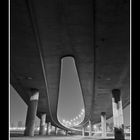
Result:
[89, 0, 96, 120]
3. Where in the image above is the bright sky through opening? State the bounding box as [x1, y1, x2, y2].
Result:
[57, 57, 85, 127]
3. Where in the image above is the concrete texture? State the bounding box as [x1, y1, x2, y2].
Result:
[24, 90, 39, 136]
[10, 0, 130, 130]
[101, 112, 106, 137]
[112, 89, 125, 140]
[39, 113, 46, 136]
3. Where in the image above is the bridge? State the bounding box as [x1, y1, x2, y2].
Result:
[10, 0, 130, 139]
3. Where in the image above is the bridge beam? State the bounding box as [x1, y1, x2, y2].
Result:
[39, 113, 46, 135]
[24, 89, 39, 136]
[112, 89, 125, 140]
[101, 112, 106, 137]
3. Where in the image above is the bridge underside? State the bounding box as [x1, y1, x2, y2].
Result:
[10, 0, 130, 131]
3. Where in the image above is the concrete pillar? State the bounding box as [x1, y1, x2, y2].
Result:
[47, 122, 51, 135]
[112, 89, 125, 140]
[101, 112, 106, 137]
[93, 125, 97, 132]
[88, 120, 92, 136]
[65, 130, 68, 136]
[82, 127, 85, 136]
[46, 123, 49, 135]
[24, 88, 39, 136]
[39, 113, 46, 135]
[50, 123, 52, 135]
[55, 127, 57, 135]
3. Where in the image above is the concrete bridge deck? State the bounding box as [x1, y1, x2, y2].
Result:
[10, 0, 130, 139]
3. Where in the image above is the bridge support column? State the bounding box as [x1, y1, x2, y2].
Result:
[55, 127, 57, 135]
[24, 88, 39, 136]
[101, 112, 106, 137]
[112, 89, 125, 140]
[64, 130, 68, 136]
[46, 123, 49, 135]
[93, 125, 97, 132]
[65, 130, 68, 136]
[82, 127, 85, 136]
[39, 113, 46, 135]
[88, 120, 92, 136]
[47, 122, 51, 135]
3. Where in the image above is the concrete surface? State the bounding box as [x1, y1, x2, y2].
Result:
[10, 0, 130, 129]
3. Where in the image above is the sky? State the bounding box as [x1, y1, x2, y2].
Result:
[10, 57, 130, 127]
[57, 57, 85, 125]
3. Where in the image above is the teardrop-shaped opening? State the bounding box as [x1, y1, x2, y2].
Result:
[57, 57, 85, 127]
